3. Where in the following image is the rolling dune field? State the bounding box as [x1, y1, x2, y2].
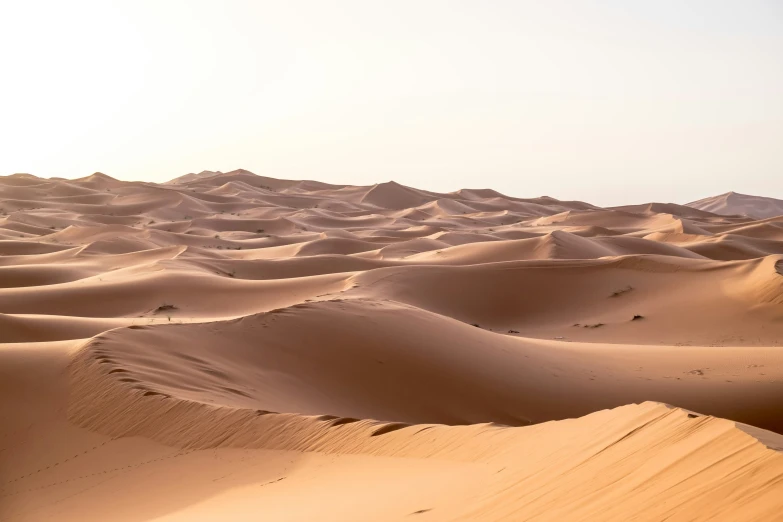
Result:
[2, 170, 783, 521]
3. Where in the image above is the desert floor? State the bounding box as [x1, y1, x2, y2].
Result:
[2, 170, 783, 521]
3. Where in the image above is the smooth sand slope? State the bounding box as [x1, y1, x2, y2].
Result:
[2, 171, 783, 521]
[688, 191, 783, 220]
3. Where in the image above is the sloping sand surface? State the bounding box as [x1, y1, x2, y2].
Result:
[2, 171, 783, 521]
[688, 192, 783, 219]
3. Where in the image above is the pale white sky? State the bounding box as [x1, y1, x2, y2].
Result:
[1, 0, 781, 205]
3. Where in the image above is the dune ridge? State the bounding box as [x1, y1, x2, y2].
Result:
[2, 170, 783, 521]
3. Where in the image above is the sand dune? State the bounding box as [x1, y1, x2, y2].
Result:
[688, 191, 783, 219]
[2, 171, 782, 521]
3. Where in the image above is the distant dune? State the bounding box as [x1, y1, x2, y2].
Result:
[165, 169, 224, 184]
[688, 191, 783, 219]
[2, 170, 782, 521]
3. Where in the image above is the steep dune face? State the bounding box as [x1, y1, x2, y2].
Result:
[2, 171, 783, 521]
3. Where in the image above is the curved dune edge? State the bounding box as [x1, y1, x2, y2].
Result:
[67, 337, 783, 521]
[62, 297, 783, 431]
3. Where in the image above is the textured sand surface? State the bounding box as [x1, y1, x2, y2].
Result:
[2, 170, 783, 521]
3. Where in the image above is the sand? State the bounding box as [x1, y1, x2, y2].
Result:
[2, 170, 783, 521]
[688, 191, 783, 220]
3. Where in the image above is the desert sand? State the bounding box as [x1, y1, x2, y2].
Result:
[2, 170, 783, 521]
[688, 191, 783, 220]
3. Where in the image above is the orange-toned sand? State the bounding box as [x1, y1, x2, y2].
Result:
[2, 170, 783, 521]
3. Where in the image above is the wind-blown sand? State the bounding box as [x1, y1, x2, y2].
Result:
[2, 170, 783, 521]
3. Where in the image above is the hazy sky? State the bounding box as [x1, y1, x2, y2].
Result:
[1, 1, 781, 205]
